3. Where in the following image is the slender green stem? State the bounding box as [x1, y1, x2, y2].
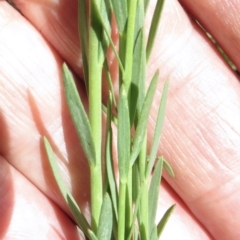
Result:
[89, 0, 103, 232]
[118, 181, 127, 240]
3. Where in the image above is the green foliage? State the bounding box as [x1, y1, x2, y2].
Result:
[63, 64, 96, 167]
[97, 193, 113, 240]
[130, 71, 160, 166]
[146, 0, 165, 62]
[44, 0, 175, 239]
[157, 204, 176, 237]
[148, 158, 163, 237]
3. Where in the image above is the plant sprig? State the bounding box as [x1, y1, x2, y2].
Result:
[44, 0, 175, 239]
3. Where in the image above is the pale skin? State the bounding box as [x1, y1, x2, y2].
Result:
[0, 0, 239, 239]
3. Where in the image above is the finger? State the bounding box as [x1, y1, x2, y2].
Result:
[178, 0, 240, 71]
[0, 156, 81, 239]
[146, 0, 240, 239]
[0, 1, 90, 216]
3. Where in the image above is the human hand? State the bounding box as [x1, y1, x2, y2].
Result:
[0, 0, 239, 239]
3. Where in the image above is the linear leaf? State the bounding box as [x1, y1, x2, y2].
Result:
[134, 225, 139, 240]
[123, 0, 138, 93]
[63, 63, 96, 167]
[103, 61, 117, 108]
[146, 79, 169, 177]
[144, 0, 150, 12]
[102, 103, 118, 126]
[90, 0, 112, 64]
[99, 0, 111, 55]
[148, 158, 163, 237]
[132, 0, 145, 116]
[118, 84, 131, 181]
[111, 0, 128, 35]
[130, 29, 146, 126]
[78, 0, 89, 90]
[97, 193, 113, 240]
[163, 158, 175, 177]
[134, 0, 145, 40]
[105, 94, 118, 220]
[88, 229, 99, 240]
[66, 194, 91, 236]
[126, 183, 143, 240]
[130, 71, 159, 165]
[43, 137, 90, 236]
[146, 0, 165, 61]
[150, 225, 158, 240]
[157, 204, 175, 237]
[92, 0, 124, 74]
[132, 161, 140, 203]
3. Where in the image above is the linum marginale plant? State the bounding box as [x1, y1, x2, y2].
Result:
[43, 0, 175, 239]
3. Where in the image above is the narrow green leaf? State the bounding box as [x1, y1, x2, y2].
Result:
[148, 158, 163, 237]
[90, 0, 112, 64]
[66, 194, 91, 235]
[63, 63, 96, 167]
[99, 0, 111, 55]
[97, 193, 113, 240]
[146, 79, 169, 178]
[134, 225, 139, 240]
[132, 0, 145, 110]
[126, 183, 143, 240]
[111, 0, 128, 35]
[118, 84, 131, 181]
[132, 161, 140, 203]
[88, 229, 99, 240]
[146, 0, 165, 61]
[150, 225, 158, 240]
[163, 158, 175, 177]
[105, 94, 118, 220]
[103, 61, 117, 108]
[144, 0, 150, 12]
[78, 0, 89, 90]
[130, 29, 146, 126]
[43, 137, 90, 236]
[91, 0, 125, 74]
[102, 103, 118, 126]
[157, 204, 175, 237]
[44, 137, 68, 197]
[130, 71, 159, 165]
[134, 0, 145, 40]
[123, 0, 138, 93]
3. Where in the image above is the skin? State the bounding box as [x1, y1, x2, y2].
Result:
[0, 0, 239, 239]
